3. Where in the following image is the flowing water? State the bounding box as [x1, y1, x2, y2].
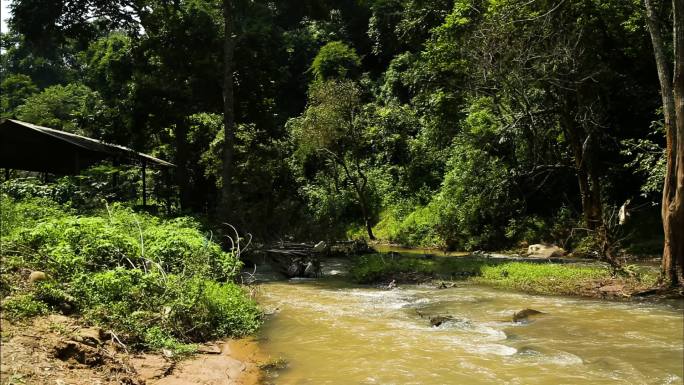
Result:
[256, 278, 684, 385]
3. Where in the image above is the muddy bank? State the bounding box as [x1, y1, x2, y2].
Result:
[0, 315, 265, 385]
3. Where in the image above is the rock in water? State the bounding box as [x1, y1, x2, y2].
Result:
[513, 308, 544, 322]
[527, 244, 565, 258]
[303, 261, 319, 277]
[28, 271, 48, 283]
[436, 281, 456, 289]
[430, 315, 454, 327]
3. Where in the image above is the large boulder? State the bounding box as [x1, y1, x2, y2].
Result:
[527, 244, 566, 258]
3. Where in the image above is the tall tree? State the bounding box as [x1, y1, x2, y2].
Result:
[644, 0, 684, 286]
[219, 0, 236, 222]
[289, 80, 377, 240]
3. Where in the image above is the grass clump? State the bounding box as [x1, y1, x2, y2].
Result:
[473, 262, 611, 295]
[2, 293, 50, 319]
[349, 254, 436, 283]
[349, 254, 495, 283]
[0, 195, 261, 354]
[349, 254, 656, 297]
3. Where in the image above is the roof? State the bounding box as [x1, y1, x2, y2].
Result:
[0, 119, 174, 174]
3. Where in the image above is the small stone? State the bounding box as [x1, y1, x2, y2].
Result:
[599, 284, 624, 293]
[74, 328, 103, 347]
[197, 343, 222, 354]
[28, 271, 48, 283]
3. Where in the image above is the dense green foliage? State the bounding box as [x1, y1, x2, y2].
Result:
[0, 0, 668, 253]
[0, 195, 260, 352]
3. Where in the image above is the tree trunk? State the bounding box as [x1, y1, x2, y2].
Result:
[561, 109, 603, 230]
[357, 193, 376, 240]
[644, 0, 684, 286]
[334, 155, 376, 240]
[219, 0, 236, 222]
[174, 119, 191, 210]
[667, 0, 684, 285]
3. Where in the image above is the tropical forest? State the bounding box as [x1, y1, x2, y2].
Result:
[0, 0, 683, 384]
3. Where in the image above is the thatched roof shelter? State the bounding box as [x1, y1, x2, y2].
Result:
[0, 119, 174, 174]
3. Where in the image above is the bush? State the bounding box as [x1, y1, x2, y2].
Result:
[373, 205, 443, 247]
[1, 196, 260, 353]
[69, 269, 260, 349]
[7, 202, 240, 281]
[1, 294, 49, 319]
[433, 142, 519, 250]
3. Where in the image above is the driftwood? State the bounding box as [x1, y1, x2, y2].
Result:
[253, 242, 324, 278]
[249, 239, 371, 278]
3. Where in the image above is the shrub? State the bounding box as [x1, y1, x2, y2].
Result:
[8, 203, 241, 281]
[433, 142, 519, 250]
[2, 294, 49, 319]
[69, 269, 260, 349]
[1, 196, 260, 353]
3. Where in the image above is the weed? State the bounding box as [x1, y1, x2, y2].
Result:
[2, 294, 49, 319]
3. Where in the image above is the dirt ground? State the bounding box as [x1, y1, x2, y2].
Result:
[0, 315, 265, 385]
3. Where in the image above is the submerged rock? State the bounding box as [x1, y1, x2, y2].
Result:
[429, 315, 454, 327]
[512, 308, 544, 322]
[435, 281, 457, 289]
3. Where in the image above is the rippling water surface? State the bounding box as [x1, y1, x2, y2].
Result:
[256, 280, 684, 385]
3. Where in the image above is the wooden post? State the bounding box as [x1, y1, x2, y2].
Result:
[142, 160, 147, 208]
[163, 168, 171, 215]
[4, 168, 9, 181]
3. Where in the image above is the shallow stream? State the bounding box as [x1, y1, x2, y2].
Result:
[256, 278, 683, 384]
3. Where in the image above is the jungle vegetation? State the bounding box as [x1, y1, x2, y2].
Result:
[1, 0, 683, 285]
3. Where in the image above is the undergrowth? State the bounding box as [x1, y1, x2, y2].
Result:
[0, 195, 261, 354]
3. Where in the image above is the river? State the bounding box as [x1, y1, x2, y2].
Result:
[254, 277, 683, 384]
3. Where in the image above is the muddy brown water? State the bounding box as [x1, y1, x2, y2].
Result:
[256, 279, 684, 385]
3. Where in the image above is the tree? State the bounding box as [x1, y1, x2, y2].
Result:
[0, 74, 38, 116]
[14, 83, 113, 138]
[644, 0, 684, 286]
[310, 41, 361, 81]
[219, 0, 236, 223]
[289, 80, 376, 239]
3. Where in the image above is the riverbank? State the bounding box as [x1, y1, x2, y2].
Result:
[0, 314, 265, 385]
[0, 196, 265, 383]
[347, 253, 680, 299]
